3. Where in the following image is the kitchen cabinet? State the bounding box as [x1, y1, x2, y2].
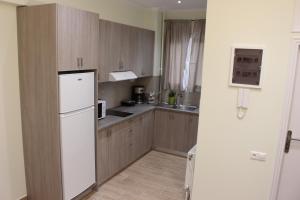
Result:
[135, 29, 155, 77]
[96, 111, 154, 185]
[97, 122, 130, 185]
[141, 111, 154, 151]
[96, 128, 111, 185]
[99, 20, 136, 82]
[131, 112, 154, 160]
[153, 110, 198, 154]
[99, 20, 122, 81]
[57, 5, 99, 71]
[98, 20, 154, 82]
[19, 4, 99, 73]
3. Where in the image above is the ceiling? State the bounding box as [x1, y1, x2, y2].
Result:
[128, 0, 207, 10]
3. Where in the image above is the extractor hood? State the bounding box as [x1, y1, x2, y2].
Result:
[109, 71, 138, 82]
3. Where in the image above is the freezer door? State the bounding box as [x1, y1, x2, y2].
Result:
[59, 72, 94, 113]
[60, 107, 95, 200]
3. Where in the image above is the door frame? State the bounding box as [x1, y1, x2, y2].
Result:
[270, 36, 300, 200]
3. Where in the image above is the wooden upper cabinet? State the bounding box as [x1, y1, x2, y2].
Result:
[98, 20, 155, 82]
[99, 19, 121, 81]
[79, 10, 100, 70]
[99, 20, 135, 82]
[135, 29, 155, 77]
[57, 5, 99, 71]
[120, 24, 137, 71]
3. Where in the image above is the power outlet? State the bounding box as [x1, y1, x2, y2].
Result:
[250, 151, 267, 161]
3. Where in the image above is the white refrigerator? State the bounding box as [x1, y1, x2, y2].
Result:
[59, 72, 96, 200]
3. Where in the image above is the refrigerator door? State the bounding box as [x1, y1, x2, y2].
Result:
[59, 72, 94, 113]
[60, 107, 95, 200]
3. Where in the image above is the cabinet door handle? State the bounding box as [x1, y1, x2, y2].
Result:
[81, 58, 83, 68]
[77, 58, 81, 68]
[107, 130, 112, 137]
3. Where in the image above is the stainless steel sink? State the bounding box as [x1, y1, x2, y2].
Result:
[107, 110, 133, 117]
[156, 103, 198, 111]
[176, 105, 198, 111]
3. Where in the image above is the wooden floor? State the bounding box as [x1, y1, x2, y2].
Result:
[87, 151, 186, 200]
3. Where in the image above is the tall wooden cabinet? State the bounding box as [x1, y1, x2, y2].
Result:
[98, 20, 155, 82]
[17, 4, 99, 200]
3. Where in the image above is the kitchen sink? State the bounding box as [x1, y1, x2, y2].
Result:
[156, 103, 198, 111]
[107, 110, 134, 117]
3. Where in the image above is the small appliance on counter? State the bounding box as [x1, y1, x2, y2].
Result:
[147, 91, 156, 104]
[121, 99, 136, 107]
[132, 85, 146, 104]
[98, 100, 106, 119]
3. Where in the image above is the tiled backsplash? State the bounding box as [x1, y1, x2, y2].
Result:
[98, 76, 200, 109]
[98, 76, 160, 109]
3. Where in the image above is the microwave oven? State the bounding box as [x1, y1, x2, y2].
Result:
[98, 100, 106, 119]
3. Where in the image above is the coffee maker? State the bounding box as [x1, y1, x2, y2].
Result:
[132, 86, 145, 104]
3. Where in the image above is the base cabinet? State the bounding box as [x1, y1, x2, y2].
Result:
[96, 111, 154, 185]
[96, 109, 197, 186]
[153, 110, 199, 154]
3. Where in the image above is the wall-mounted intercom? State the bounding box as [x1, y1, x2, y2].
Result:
[229, 46, 264, 89]
[229, 45, 265, 119]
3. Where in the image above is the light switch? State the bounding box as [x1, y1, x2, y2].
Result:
[250, 151, 267, 161]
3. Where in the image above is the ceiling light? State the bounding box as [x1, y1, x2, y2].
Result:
[177, 0, 182, 4]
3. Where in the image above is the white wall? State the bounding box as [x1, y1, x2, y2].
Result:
[27, 0, 157, 30]
[164, 9, 206, 20]
[192, 0, 295, 200]
[0, 2, 27, 200]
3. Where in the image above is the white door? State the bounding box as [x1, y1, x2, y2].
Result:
[277, 50, 300, 200]
[59, 72, 94, 113]
[60, 106, 95, 200]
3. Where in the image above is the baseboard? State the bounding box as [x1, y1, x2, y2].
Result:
[19, 195, 27, 200]
[73, 184, 97, 200]
[153, 147, 187, 158]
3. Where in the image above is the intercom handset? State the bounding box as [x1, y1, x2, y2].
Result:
[237, 88, 250, 119]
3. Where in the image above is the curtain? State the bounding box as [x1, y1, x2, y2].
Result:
[163, 20, 206, 92]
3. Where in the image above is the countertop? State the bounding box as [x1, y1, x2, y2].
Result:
[98, 104, 199, 131]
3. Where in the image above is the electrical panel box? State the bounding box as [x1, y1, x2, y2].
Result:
[229, 46, 264, 88]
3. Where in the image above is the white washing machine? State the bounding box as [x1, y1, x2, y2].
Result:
[185, 145, 197, 200]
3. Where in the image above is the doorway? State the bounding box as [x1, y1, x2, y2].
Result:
[272, 38, 300, 200]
